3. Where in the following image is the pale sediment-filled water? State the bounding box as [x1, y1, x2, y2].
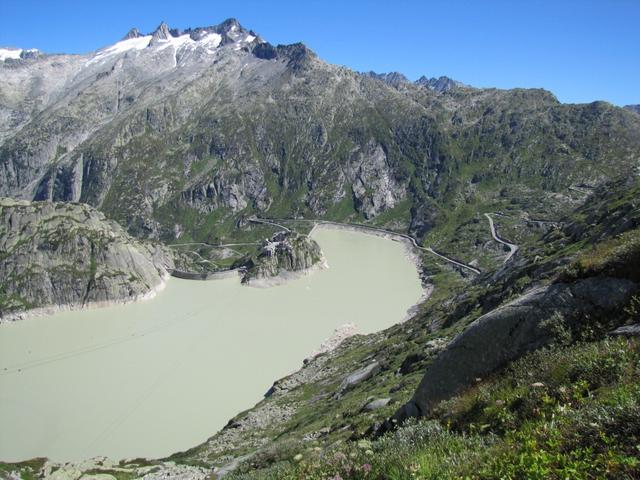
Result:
[0, 227, 423, 462]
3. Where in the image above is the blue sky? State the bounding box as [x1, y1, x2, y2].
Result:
[1, 0, 638, 105]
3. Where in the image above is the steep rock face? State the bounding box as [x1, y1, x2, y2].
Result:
[241, 231, 323, 284]
[392, 276, 638, 422]
[348, 142, 404, 219]
[0, 198, 172, 321]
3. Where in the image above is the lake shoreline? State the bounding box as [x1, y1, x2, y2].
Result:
[1, 224, 430, 325]
[0, 271, 171, 325]
[242, 256, 330, 288]
[309, 222, 432, 294]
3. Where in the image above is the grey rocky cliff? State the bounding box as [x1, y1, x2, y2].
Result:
[348, 141, 404, 219]
[241, 231, 324, 284]
[0, 198, 173, 321]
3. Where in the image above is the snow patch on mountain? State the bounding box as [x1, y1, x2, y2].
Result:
[0, 48, 23, 61]
[154, 33, 192, 50]
[201, 33, 223, 47]
[87, 35, 152, 65]
[85, 24, 255, 66]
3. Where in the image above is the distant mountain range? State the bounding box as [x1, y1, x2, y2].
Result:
[363, 70, 464, 92]
[2, 17, 638, 244]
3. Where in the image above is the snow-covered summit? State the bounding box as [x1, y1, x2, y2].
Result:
[1, 18, 260, 67]
[87, 18, 259, 65]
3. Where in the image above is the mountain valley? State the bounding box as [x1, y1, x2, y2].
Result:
[0, 16, 639, 480]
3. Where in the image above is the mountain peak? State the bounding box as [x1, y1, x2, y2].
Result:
[152, 22, 171, 40]
[219, 18, 241, 30]
[148, 18, 256, 46]
[207, 18, 253, 45]
[122, 28, 142, 41]
[148, 22, 173, 47]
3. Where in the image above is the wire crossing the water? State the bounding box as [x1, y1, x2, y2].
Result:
[81, 311, 218, 459]
[0, 304, 214, 376]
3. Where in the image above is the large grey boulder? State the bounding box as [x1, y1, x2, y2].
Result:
[392, 277, 637, 422]
[609, 323, 640, 337]
[363, 398, 391, 411]
[337, 362, 381, 396]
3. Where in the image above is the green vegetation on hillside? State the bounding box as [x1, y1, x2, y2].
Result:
[231, 338, 638, 480]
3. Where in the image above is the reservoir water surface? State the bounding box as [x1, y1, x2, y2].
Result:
[0, 227, 423, 462]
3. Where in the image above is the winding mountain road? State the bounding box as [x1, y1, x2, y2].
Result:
[257, 217, 482, 275]
[169, 215, 494, 277]
[248, 218, 291, 232]
[423, 247, 481, 273]
[484, 213, 519, 263]
[168, 241, 260, 248]
[169, 213, 523, 276]
[568, 186, 591, 196]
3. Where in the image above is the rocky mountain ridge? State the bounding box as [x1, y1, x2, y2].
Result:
[414, 74, 462, 92]
[3, 18, 638, 244]
[363, 71, 463, 92]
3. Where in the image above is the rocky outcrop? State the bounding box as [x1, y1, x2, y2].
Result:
[390, 276, 638, 423]
[0, 198, 172, 321]
[37, 458, 208, 480]
[241, 231, 324, 285]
